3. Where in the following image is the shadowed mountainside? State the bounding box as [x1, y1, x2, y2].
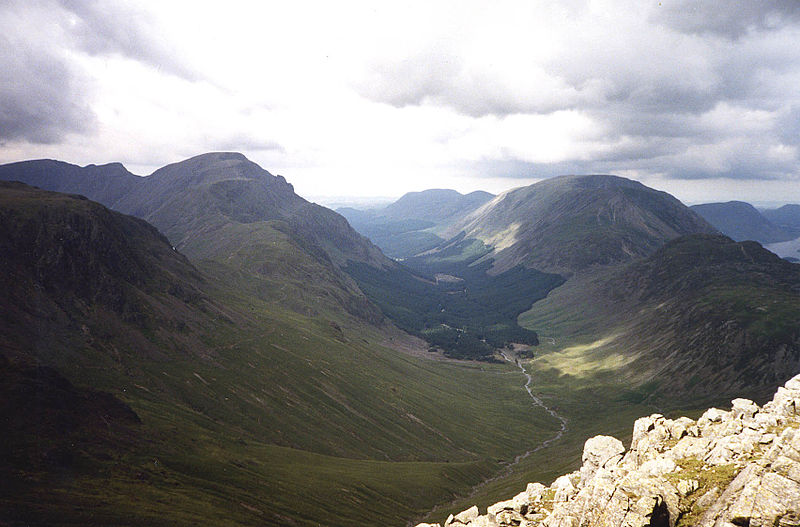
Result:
[0, 181, 219, 364]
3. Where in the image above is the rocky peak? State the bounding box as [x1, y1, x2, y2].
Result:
[418, 374, 800, 527]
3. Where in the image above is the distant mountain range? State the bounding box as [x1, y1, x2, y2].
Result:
[691, 201, 800, 244]
[762, 203, 800, 231]
[338, 188, 494, 259]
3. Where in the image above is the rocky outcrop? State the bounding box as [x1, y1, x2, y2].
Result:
[418, 374, 800, 527]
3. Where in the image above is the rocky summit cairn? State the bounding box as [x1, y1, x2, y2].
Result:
[417, 374, 800, 527]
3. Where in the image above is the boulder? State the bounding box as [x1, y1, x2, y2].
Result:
[785, 374, 800, 391]
[580, 436, 625, 484]
[731, 398, 759, 420]
[452, 506, 479, 525]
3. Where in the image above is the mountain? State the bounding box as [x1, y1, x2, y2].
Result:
[0, 181, 217, 363]
[521, 234, 800, 402]
[338, 189, 494, 259]
[0, 158, 142, 207]
[436, 175, 717, 275]
[691, 201, 799, 244]
[762, 203, 800, 230]
[417, 374, 800, 527]
[0, 153, 391, 324]
[344, 175, 718, 362]
[381, 189, 495, 224]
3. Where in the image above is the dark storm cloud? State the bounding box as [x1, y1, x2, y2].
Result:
[0, 7, 96, 143]
[0, 0, 200, 145]
[58, 0, 200, 81]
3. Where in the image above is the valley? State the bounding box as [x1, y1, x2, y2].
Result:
[1, 158, 799, 527]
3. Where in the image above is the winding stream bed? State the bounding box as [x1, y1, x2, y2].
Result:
[413, 352, 568, 524]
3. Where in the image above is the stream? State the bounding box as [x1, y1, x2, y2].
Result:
[492, 351, 569, 474]
[412, 352, 568, 525]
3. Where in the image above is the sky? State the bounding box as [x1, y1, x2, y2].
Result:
[1, 1, 799, 205]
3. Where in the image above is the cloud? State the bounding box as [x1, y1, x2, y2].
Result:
[1, 1, 798, 201]
[58, 0, 200, 81]
[351, 1, 800, 185]
[0, 4, 96, 143]
[0, 0, 200, 145]
[651, 0, 800, 39]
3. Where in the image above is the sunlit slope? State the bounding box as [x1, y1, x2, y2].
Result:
[520, 234, 800, 403]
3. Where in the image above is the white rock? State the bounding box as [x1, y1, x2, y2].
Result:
[677, 478, 699, 496]
[669, 416, 695, 440]
[701, 407, 729, 423]
[671, 436, 711, 460]
[639, 456, 677, 476]
[551, 474, 577, 502]
[453, 506, 479, 524]
[486, 499, 515, 515]
[731, 398, 759, 420]
[785, 374, 800, 391]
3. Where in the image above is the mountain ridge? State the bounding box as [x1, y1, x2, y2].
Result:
[520, 233, 800, 402]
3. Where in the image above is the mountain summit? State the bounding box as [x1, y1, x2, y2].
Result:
[441, 175, 717, 274]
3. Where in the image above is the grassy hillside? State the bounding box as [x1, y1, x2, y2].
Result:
[0, 182, 565, 527]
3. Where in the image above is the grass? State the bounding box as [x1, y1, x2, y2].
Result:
[665, 459, 740, 527]
[4, 264, 571, 527]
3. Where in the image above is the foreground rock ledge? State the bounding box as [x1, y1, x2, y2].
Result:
[417, 374, 800, 527]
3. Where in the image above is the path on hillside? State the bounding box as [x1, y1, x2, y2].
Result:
[412, 352, 568, 525]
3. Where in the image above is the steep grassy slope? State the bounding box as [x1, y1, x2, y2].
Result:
[520, 234, 800, 403]
[439, 175, 717, 275]
[0, 182, 565, 527]
[691, 201, 799, 243]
